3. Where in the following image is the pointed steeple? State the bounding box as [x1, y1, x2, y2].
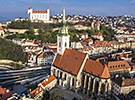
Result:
[57, 8, 70, 55]
[59, 8, 68, 35]
[62, 8, 66, 26]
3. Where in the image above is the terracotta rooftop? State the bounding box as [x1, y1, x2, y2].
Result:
[83, 59, 110, 78]
[122, 78, 135, 87]
[0, 87, 12, 100]
[30, 75, 56, 98]
[53, 48, 86, 76]
[94, 32, 102, 36]
[108, 60, 131, 71]
[38, 52, 45, 58]
[0, 27, 3, 30]
[28, 7, 32, 10]
[33, 10, 47, 13]
[94, 21, 100, 24]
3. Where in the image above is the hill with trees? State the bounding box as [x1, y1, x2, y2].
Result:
[6, 20, 116, 43]
[0, 38, 27, 63]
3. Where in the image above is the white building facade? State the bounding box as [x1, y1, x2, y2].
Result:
[28, 7, 50, 23]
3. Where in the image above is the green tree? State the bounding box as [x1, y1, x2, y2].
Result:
[0, 38, 27, 63]
[29, 27, 35, 34]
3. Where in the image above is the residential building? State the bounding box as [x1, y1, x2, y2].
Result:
[91, 21, 100, 31]
[0, 27, 4, 37]
[30, 75, 57, 98]
[107, 60, 131, 75]
[92, 32, 104, 41]
[36, 50, 54, 66]
[112, 77, 135, 95]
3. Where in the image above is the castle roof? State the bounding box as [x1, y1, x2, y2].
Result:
[33, 10, 47, 13]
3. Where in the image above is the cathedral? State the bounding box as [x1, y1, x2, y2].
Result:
[51, 8, 111, 96]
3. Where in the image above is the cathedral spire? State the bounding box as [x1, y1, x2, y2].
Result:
[59, 8, 68, 35]
[57, 8, 70, 55]
[62, 8, 66, 26]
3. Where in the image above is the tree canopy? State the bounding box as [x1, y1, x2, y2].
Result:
[0, 38, 27, 63]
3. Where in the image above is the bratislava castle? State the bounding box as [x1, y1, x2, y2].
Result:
[28, 7, 50, 23]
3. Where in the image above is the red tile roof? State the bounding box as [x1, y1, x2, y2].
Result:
[94, 32, 102, 36]
[33, 10, 47, 13]
[0, 27, 3, 30]
[53, 48, 86, 75]
[0, 87, 12, 100]
[38, 52, 45, 58]
[28, 7, 32, 10]
[122, 78, 135, 87]
[108, 60, 131, 71]
[83, 59, 110, 78]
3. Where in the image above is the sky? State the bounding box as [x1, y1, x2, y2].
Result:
[0, 0, 135, 21]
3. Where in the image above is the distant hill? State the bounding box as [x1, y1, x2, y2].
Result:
[0, 38, 27, 63]
[0, 16, 11, 22]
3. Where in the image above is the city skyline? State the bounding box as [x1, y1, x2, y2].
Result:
[0, 0, 135, 21]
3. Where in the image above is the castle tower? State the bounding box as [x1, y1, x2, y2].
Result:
[57, 8, 70, 55]
[28, 7, 32, 20]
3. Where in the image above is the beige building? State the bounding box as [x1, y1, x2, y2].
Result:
[92, 32, 104, 41]
[30, 75, 57, 98]
[91, 21, 100, 31]
[107, 60, 131, 75]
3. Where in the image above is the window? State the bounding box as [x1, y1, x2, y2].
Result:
[59, 41, 61, 47]
[53, 69, 56, 76]
[60, 72, 62, 78]
[64, 74, 67, 80]
[110, 66, 112, 68]
[65, 42, 67, 47]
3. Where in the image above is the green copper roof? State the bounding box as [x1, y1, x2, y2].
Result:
[62, 8, 66, 25]
[59, 8, 68, 35]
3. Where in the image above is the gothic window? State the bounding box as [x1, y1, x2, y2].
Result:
[57, 70, 59, 78]
[64, 74, 67, 80]
[94, 80, 99, 94]
[60, 72, 62, 78]
[101, 83, 105, 94]
[72, 78, 74, 86]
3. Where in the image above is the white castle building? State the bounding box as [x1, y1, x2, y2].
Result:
[28, 7, 50, 23]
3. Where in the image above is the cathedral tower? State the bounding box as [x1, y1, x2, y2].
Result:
[57, 8, 70, 55]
